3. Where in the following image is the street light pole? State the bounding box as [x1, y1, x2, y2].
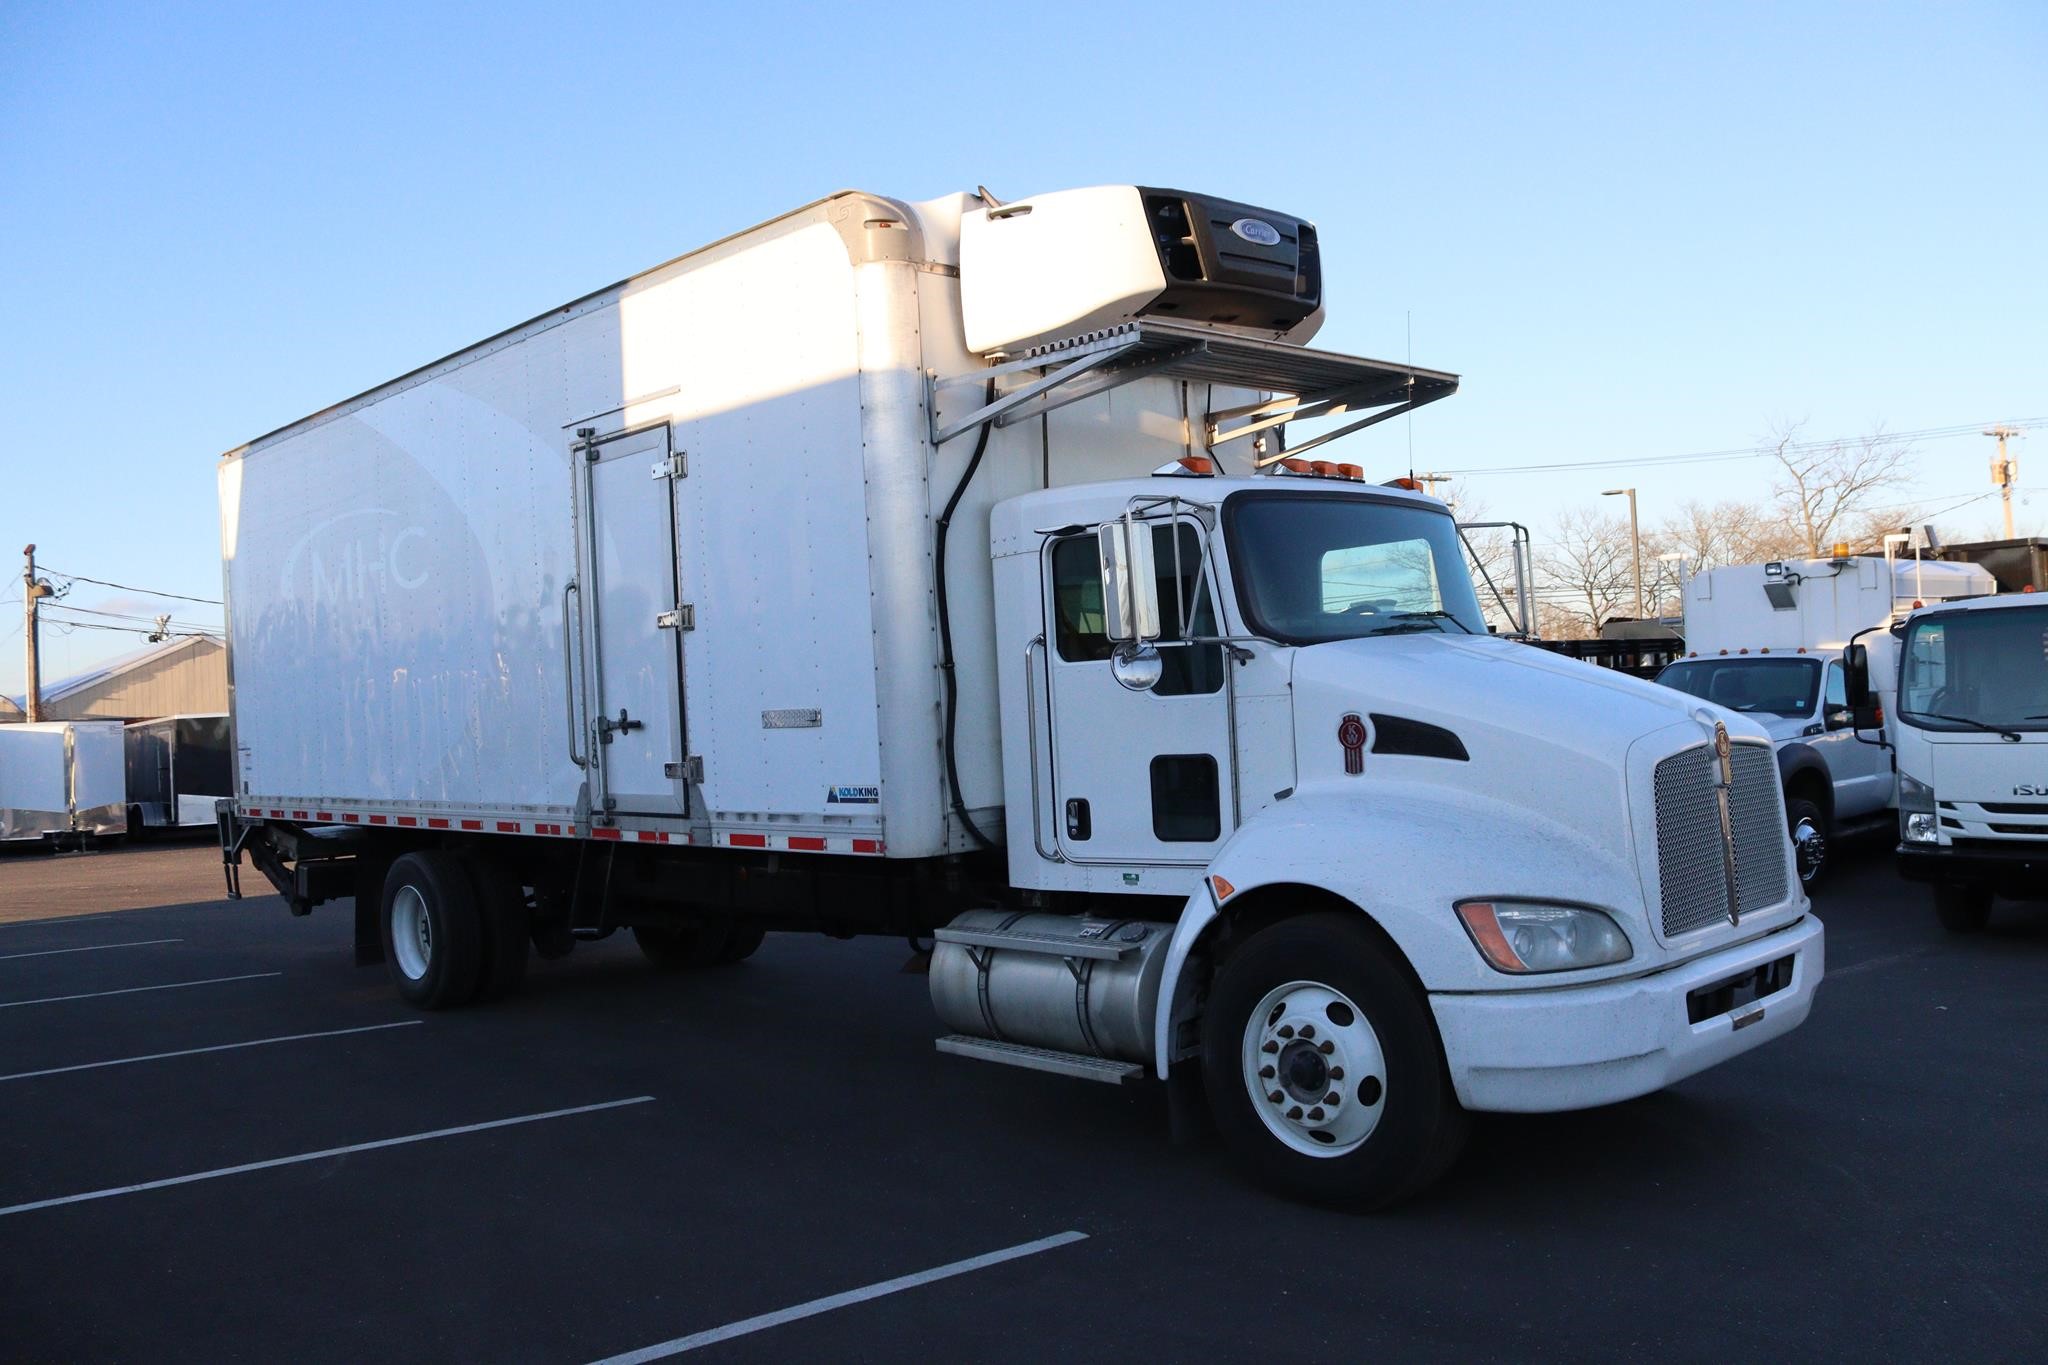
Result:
[1603, 488, 1643, 619]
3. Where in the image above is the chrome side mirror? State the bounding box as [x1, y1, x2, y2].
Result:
[1098, 517, 1160, 644]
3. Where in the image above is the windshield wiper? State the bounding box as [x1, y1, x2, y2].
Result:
[1903, 710, 2021, 738]
[1382, 610, 1474, 635]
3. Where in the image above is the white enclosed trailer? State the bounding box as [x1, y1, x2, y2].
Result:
[0, 720, 126, 844]
[219, 185, 1823, 1206]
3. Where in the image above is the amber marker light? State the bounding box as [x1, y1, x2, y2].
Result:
[1455, 902, 1527, 972]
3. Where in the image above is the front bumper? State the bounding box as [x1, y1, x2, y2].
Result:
[1430, 915, 1824, 1113]
[1898, 840, 2048, 889]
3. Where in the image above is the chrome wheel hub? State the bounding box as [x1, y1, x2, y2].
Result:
[1793, 817, 1827, 884]
[391, 885, 432, 981]
[1240, 979, 1387, 1158]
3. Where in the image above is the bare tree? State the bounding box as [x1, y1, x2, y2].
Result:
[1537, 506, 1635, 638]
[1764, 420, 1913, 557]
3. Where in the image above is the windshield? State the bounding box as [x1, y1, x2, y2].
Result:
[1225, 491, 1487, 643]
[1899, 605, 2048, 734]
[1654, 658, 1822, 717]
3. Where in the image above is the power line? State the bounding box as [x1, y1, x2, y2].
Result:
[38, 566, 222, 606]
[1439, 417, 2045, 477]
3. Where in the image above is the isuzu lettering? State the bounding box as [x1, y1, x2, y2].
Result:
[216, 185, 1824, 1206]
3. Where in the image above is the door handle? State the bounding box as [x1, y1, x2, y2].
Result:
[597, 709, 645, 744]
[562, 582, 586, 768]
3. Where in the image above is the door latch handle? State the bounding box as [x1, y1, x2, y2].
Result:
[597, 709, 645, 743]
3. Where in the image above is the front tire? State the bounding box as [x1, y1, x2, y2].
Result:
[1787, 797, 1830, 889]
[1935, 884, 1993, 934]
[380, 851, 484, 1009]
[1201, 913, 1466, 1210]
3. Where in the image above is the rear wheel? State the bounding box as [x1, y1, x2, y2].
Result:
[465, 855, 530, 1001]
[1935, 884, 1993, 934]
[381, 851, 484, 1009]
[1787, 796, 1830, 889]
[719, 923, 766, 964]
[633, 920, 730, 970]
[1201, 913, 1466, 1210]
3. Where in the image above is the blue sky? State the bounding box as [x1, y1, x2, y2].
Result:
[2, 1, 2042, 690]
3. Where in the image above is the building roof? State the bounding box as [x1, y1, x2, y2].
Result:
[8, 636, 223, 708]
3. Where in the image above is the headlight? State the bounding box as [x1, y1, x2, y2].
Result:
[1454, 900, 1634, 974]
[1899, 773, 1938, 845]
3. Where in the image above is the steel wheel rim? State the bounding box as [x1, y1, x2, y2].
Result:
[1241, 979, 1387, 1158]
[1793, 817, 1827, 884]
[391, 885, 432, 981]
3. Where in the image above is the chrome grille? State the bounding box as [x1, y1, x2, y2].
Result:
[1653, 742, 1790, 938]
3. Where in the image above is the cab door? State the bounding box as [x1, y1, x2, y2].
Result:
[1812, 658, 1890, 818]
[573, 423, 688, 821]
[1044, 518, 1234, 865]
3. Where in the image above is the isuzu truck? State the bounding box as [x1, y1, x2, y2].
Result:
[216, 184, 1823, 1206]
[1846, 593, 2048, 931]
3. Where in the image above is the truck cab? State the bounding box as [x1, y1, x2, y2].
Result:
[1851, 594, 2048, 930]
[961, 466, 1824, 1204]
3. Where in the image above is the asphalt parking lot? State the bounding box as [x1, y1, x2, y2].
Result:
[1, 839, 2043, 1363]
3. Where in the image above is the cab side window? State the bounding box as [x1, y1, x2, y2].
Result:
[1824, 662, 1847, 710]
[1049, 523, 1224, 697]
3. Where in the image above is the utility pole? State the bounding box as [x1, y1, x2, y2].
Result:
[1603, 488, 1644, 619]
[1415, 472, 1455, 502]
[1985, 425, 2021, 540]
[21, 544, 52, 722]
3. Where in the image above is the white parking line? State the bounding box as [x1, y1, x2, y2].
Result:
[0, 972, 281, 1009]
[0, 938, 183, 963]
[0, 1095, 656, 1218]
[0, 1020, 423, 1083]
[589, 1230, 1091, 1363]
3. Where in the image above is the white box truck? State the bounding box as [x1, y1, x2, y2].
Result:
[1844, 593, 2048, 931]
[217, 184, 1824, 1206]
[0, 720, 126, 845]
[1655, 555, 1993, 885]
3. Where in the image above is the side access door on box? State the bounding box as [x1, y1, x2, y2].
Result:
[569, 423, 690, 822]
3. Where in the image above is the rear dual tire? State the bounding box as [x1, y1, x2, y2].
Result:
[380, 850, 529, 1008]
[633, 918, 765, 969]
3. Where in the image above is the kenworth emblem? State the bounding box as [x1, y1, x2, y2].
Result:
[1338, 714, 1368, 775]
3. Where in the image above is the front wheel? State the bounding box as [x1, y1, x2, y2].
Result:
[1200, 913, 1466, 1210]
[1935, 884, 1993, 934]
[1787, 797, 1830, 889]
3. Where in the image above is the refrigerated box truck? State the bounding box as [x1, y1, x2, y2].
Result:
[0, 720, 126, 845]
[217, 184, 1824, 1206]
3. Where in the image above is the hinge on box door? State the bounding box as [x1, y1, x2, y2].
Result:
[650, 451, 687, 480]
[664, 755, 703, 783]
[656, 604, 695, 631]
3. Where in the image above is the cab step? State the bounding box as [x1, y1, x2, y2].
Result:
[935, 1035, 1146, 1085]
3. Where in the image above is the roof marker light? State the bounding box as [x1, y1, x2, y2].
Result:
[1279, 458, 1313, 475]
[1338, 463, 1363, 480]
[1385, 476, 1423, 491]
